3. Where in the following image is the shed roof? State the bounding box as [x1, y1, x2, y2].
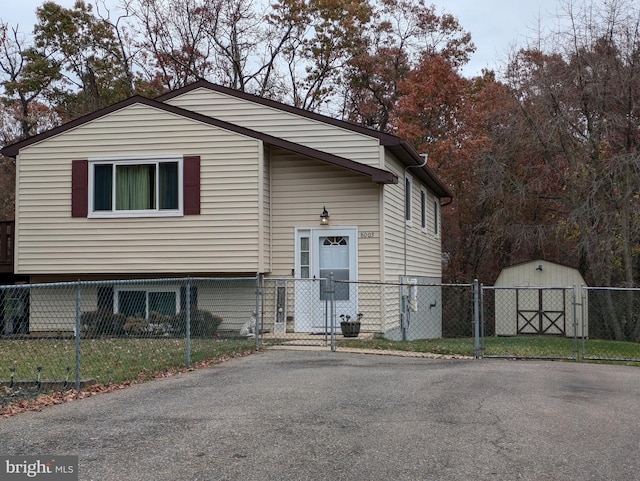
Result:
[495, 259, 587, 287]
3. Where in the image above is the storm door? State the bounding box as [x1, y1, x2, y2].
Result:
[294, 228, 358, 332]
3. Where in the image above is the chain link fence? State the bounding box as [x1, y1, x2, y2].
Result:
[480, 285, 640, 362]
[481, 286, 579, 360]
[259, 278, 477, 355]
[581, 287, 640, 363]
[4, 277, 640, 409]
[1, 277, 258, 407]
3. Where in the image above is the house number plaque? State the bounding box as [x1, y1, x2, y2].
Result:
[360, 232, 375, 238]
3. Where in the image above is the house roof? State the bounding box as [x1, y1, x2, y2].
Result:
[1, 80, 453, 196]
[1, 96, 397, 185]
[158, 81, 452, 198]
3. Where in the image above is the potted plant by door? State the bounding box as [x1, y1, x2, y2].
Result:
[340, 313, 362, 338]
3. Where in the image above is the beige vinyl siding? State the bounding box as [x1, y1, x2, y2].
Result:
[15, 103, 263, 275]
[268, 148, 382, 281]
[196, 280, 256, 332]
[29, 284, 85, 332]
[381, 153, 442, 336]
[262, 147, 272, 273]
[165, 88, 383, 168]
[382, 152, 442, 281]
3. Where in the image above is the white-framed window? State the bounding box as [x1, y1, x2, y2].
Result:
[405, 173, 413, 227]
[433, 199, 440, 237]
[420, 188, 427, 232]
[115, 286, 181, 318]
[299, 235, 310, 279]
[88, 155, 183, 218]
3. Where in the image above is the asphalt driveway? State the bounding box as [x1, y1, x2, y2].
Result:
[1, 349, 639, 481]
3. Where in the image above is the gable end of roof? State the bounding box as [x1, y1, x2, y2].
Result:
[1, 95, 398, 185]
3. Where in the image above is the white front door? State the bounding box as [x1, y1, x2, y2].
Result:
[294, 228, 358, 332]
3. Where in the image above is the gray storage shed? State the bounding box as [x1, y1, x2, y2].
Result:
[493, 260, 587, 337]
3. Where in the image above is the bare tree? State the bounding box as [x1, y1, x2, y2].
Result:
[505, 0, 640, 340]
[0, 23, 61, 139]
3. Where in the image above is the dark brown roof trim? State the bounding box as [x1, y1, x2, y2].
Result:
[387, 142, 453, 199]
[1, 96, 397, 185]
[157, 80, 451, 198]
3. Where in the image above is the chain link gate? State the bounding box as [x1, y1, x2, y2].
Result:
[581, 286, 640, 363]
[258, 277, 335, 348]
[480, 285, 579, 360]
[257, 277, 479, 354]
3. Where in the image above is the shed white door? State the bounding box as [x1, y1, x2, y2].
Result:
[516, 288, 566, 335]
[294, 228, 358, 332]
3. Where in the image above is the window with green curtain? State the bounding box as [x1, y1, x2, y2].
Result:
[93, 164, 113, 211]
[116, 164, 155, 210]
[159, 162, 178, 209]
[92, 158, 181, 214]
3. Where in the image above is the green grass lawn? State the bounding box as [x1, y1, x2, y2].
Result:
[338, 335, 640, 363]
[483, 336, 577, 358]
[582, 338, 640, 361]
[2, 335, 638, 389]
[0, 337, 255, 385]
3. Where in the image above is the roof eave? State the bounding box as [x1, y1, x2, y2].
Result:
[387, 142, 453, 199]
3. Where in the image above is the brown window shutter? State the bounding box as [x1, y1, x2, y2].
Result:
[72, 159, 89, 217]
[183, 156, 201, 215]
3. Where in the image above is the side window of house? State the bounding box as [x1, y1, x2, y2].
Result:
[91, 157, 180, 215]
[72, 155, 200, 218]
[96, 284, 197, 318]
[300, 236, 310, 279]
[405, 174, 412, 226]
[116, 288, 181, 318]
[433, 199, 440, 237]
[93, 161, 179, 212]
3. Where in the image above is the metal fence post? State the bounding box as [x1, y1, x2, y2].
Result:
[479, 282, 485, 358]
[329, 272, 336, 351]
[75, 281, 81, 391]
[401, 276, 408, 341]
[185, 278, 191, 369]
[255, 273, 260, 351]
[581, 285, 586, 361]
[473, 279, 480, 359]
[572, 285, 579, 361]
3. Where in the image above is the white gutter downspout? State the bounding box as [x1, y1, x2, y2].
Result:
[401, 153, 428, 341]
[403, 153, 428, 277]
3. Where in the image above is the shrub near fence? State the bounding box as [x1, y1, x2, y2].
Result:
[0, 277, 258, 408]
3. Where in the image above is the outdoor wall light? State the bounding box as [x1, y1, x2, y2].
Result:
[320, 206, 330, 225]
[536, 264, 543, 271]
